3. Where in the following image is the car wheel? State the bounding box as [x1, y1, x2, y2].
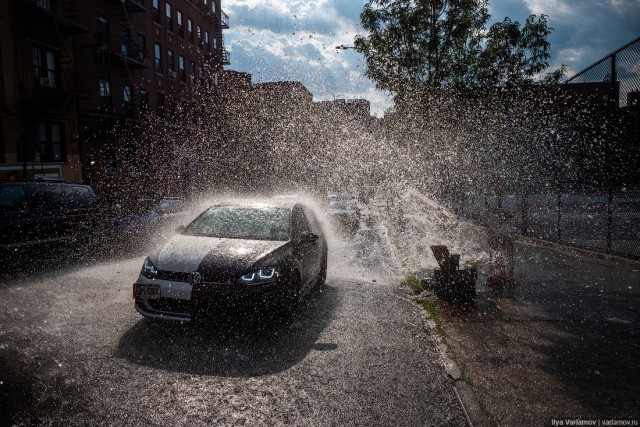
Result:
[316, 248, 328, 288]
[282, 271, 302, 313]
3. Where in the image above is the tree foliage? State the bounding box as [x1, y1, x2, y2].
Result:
[354, 0, 560, 96]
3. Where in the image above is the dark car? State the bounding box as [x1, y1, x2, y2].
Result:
[133, 199, 328, 321]
[0, 181, 97, 261]
[327, 199, 361, 233]
[97, 196, 191, 250]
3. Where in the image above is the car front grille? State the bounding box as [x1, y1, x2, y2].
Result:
[146, 297, 192, 315]
[156, 270, 190, 282]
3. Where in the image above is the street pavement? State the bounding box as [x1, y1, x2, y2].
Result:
[432, 238, 640, 426]
[0, 226, 467, 426]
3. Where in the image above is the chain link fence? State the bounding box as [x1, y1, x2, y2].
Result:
[460, 188, 640, 260]
[566, 35, 640, 107]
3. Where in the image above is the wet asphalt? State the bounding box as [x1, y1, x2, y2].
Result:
[0, 224, 466, 426]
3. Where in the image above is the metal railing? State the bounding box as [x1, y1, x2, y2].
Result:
[459, 188, 640, 260]
[566, 35, 640, 108]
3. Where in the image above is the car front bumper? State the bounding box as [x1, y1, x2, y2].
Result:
[134, 279, 285, 321]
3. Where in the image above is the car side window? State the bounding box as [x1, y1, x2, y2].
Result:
[30, 185, 66, 211]
[67, 187, 95, 208]
[303, 206, 322, 235]
[290, 206, 310, 241]
[0, 186, 29, 212]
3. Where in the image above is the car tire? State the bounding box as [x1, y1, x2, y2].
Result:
[281, 271, 302, 313]
[316, 248, 328, 288]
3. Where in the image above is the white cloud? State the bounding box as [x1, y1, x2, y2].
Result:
[223, 0, 639, 115]
[522, 0, 572, 16]
[223, 0, 393, 115]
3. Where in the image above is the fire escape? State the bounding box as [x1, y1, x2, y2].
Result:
[13, 0, 90, 113]
[11, 0, 91, 177]
[203, 3, 231, 67]
[92, 0, 148, 122]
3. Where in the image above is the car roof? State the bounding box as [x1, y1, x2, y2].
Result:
[205, 197, 303, 211]
[1, 181, 91, 188]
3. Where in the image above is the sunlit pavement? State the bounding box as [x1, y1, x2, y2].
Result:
[0, 225, 467, 426]
[435, 241, 640, 425]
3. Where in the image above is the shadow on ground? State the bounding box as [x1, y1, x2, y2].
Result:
[115, 285, 339, 377]
[434, 244, 640, 422]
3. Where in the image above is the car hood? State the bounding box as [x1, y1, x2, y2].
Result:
[151, 234, 288, 276]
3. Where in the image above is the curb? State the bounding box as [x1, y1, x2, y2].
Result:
[518, 236, 640, 269]
[440, 340, 491, 427]
[414, 295, 492, 427]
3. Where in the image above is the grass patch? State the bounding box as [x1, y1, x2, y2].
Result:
[417, 298, 445, 338]
[404, 273, 424, 295]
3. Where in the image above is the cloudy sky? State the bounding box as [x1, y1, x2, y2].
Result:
[222, 0, 640, 116]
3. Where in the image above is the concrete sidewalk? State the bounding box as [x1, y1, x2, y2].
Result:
[433, 240, 640, 426]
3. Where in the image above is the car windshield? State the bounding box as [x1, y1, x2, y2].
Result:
[182, 205, 290, 241]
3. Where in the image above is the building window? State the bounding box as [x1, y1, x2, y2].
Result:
[99, 79, 112, 109]
[205, 31, 210, 52]
[198, 65, 203, 79]
[188, 18, 193, 44]
[169, 98, 177, 118]
[0, 120, 4, 163]
[167, 49, 175, 77]
[154, 43, 162, 73]
[178, 55, 185, 82]
[153, 0, 161, 24]
[157, 93, 165, 117]
[177, 11, 184, 38]
[37, 122, 65, 163]
[119, 27, 130, 57]
[166, 2, 173, 32]
[137, 34, 147, 62]
[32, 46, 56, 88]
[123, 85, 132, 104]
[140, 89, 149, 110]
[36, 0, 53, 12]
[190, 60, 195, 84]
[96, 15, 109, 51]
[197, 25, 202, 47]
[213, 37, 217, 50]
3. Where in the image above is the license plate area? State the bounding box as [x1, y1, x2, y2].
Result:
[141, 284, 161, 299]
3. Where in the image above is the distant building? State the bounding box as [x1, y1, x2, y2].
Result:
[316, 98, 371, 119]
[0, 0, 229, 193]
[220, 71, 313, 105]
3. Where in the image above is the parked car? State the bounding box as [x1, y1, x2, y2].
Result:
[0, 181, 98, 261]
[96, 197, 191, 250]
[133, 199, 328, 321]
[327, 199, 361, 233]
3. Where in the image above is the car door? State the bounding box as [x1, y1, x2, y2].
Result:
[63, 185, 97, 243]
[302, 206, 325, 278]
[28, 184, 68, 244]
[0, 184, 33, 251]
[290, 205, 320, 289]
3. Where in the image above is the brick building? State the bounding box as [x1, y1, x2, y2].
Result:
[0, 0, 229, 194]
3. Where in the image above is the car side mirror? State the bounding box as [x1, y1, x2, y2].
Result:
[300, 231, 319, 245]
[175, 225, 186, 234]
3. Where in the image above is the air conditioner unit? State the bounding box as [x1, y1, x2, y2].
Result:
[40, 77, 53, 88]
[169, 70, 177, 79]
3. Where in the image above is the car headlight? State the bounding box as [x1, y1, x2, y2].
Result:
[141, 257, 158, 279]
[239, 267, 279, 285]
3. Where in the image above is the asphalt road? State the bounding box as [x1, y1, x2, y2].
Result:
[0, 224, 467, 426]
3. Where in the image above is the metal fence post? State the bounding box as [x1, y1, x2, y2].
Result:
[521, 191, 528, 236]
[607, 187, 613, 253]
[557, 191, 562, 243]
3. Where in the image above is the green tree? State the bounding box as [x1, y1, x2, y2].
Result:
[354, 0, 559, 95]
[476, 14, 554, 87]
